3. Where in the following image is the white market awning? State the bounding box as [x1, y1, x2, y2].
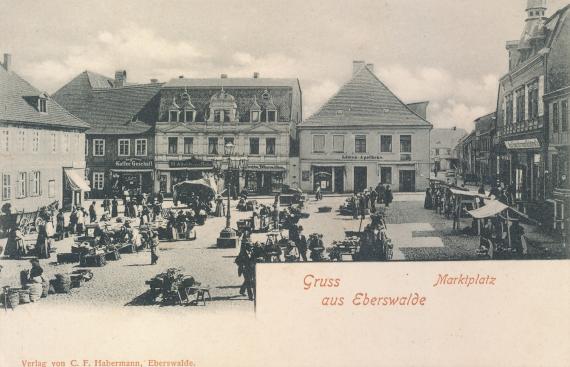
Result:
[65, 169, 91, 192]
[467, 200, 509, 219]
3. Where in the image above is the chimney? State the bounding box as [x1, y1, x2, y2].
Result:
[2, 53, 11, 72]
[221, 73, 228, 79]
[352, 60, 365, 76]
[114, 70, 127, 87]
[253, 72, 259, 79]
[150, 78, 158, 83]
[366, 63, 374, 73]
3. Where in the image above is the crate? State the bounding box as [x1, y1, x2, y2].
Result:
[57, 252, 81, 264]
[105, 250, 121, 261]
[80, 253, 106, 267]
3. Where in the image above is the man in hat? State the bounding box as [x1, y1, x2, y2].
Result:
[149, 230, 159, 265]
[235, 241, 256, 300]
[89, 201, 97, 223]
[296, 225, 308, 262]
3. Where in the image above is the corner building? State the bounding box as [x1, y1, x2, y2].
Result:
[298, 61, 432, 193]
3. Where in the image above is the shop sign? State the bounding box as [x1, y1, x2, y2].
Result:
[504, 138, 540, 150]
[168, 158, 212, 168]
[114, 158, 154, 168]
[246, 164, 286, 171]
[341, 154, 384, 160]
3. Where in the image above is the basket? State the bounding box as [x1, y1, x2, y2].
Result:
[19, 289, 31, 304]
[105, 250, 121, 261]
[28, 283, 43, 302]
[7, 290, 20, 309]
[53, 274, 71, 293]
[80, 253, 106, 267]
[57, 252, 81, 264]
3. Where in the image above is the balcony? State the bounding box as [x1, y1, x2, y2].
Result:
[502, 117, 543, 136]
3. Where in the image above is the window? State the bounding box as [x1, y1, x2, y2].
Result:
[63, 133, 70, 153]
[38, 98, 47, 113]
[30, 171, 41, 196]
[118, 139, 130, 156]
[380, 167, 392, 184]
[32, 131, 39, 153]
[506, 94, 513, 125]
[214, 111, 222, 123]
[169, 110, 179, 122]
[355, 135, 367, 153]
[18, 130, 25, 152]
[168, 137, 178, 154]
[516, 88, 525, 123]
[224, 137, 234, 147]
[562, 100, 568, 132]
[224, 110, 231, 123]
[93, 139, 105, 156]
[184, 110, 194, 123]
[2, 174, 11, 200]
[400, 135, 412, 161]
[135, 139, 147, 156]
[17, 172, 27, 198]
[528, 81, 539, 120]
[208, 137, 218, 155]
[333, 135, 344, 153]
[48, 180, 55, 198]
[266, 138, 276, 155]
[313, 135, 325, 153]
[249, 138, 260, 155]
[380, 135, 392, 152]
[553, 102, 559, 133]
[0, 130, 8, 152]
[183, 137, 193, 154]
[251, 110, 260, 123]
[93, 172, 104, 190]
[267, 110, 277, 122]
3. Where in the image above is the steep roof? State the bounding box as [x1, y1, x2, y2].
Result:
[164, 77, 299, 89]
[302, 66, 431, 127]
[430, 128, 468, 148]
[0, 66, 89, 129]
[474, 112, 496, 134]
[54, 71, 163, 135]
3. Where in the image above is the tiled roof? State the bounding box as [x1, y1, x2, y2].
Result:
[430, 128, 468, 148]
[302, 66, 431, 126]
[54, 71, 163, 135]
[0, 66, 89, 129]
[164, 77, 299, 89]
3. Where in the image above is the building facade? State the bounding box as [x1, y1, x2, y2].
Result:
[54, 71, 162, 198]
[154, 75, 302, 195]
[0, 54, 90, 212]
[474, 113, 496, 184]
[495, 1, 569, 220]
[298, 61, 432, 193]
[430, 127, 467, 172]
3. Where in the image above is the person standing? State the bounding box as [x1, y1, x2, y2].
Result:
[76, 207, 85, 234]
[89, 201, 97, 223]
[296, 225, 308, 262]
[359, 194, 367, 220]
[56, 209, 66, 241]
[376, 183, 385, 205]
[369, 188, 378, 212]
[384, 185, 393, 208]
[149, 230, 159, 265]
[111, 197, 118, 218]
[235, 242, 256, 301]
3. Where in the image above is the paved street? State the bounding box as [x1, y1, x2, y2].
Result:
[0, 192, 565, 312]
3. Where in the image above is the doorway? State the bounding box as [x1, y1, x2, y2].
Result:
[334, 167, 344, 193]
[399, 170, 416, 192]
[353, 167, 367, 193]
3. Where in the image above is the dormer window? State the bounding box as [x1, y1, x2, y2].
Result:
[251, 111, 260, 122]
[250, 95, 261, 123]
[208, 89, 237, 123]
[184, 110, 195, 123]
[169, 110, 179, 122]
[267, 110, 277, 122]
[37, 93, 48, 113]
[180, 90, 195, 123]
[260, 90, 277, 122]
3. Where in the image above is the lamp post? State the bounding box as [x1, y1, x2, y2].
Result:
[214, 142, 248, 248]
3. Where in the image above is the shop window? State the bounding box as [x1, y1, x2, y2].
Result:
[32, 131, 39, 153]
[333, 135, 344, 153]
[562, 100, 568, 132]
[183, 137, 193, 155]
[0, 130, 8, 153]
[355, 135, 367, 153]
[250, 138, 260, 155]
[400, 135, 412, 161]
[266, 138, 276, 155]
[48, 180, 55, 198]
[118, 139, 130, 156]
[168, 137, 178, 154]
[29, 171, 41, 196]
[380, 135, 392, 152]
[380, 167, 392, 184]
[208, 138, 218, 155]
[93, 139, 105, 156]
[93, 172, 104, 190]
[553, 102, 559, 132]
[135, 139, 147, 156]
[17, 172, 27, 198]
[2, 173, 11, 200]
[313, 135, 325, 153]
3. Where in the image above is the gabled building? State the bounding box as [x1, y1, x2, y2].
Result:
[298, 61, 432, 193]
[430, 127, 467, 172]
[54, 71, 162, 198]
[0, 53, 90, 212]
[154, 74, 302, 195]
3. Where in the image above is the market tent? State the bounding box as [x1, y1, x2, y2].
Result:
[467, 200, 509, 219]
[65, 169, 91, 192]
[173, 179, 218, 196]
[449, 188, 486, 199]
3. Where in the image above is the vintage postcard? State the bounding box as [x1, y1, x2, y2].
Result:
[0, 0, 569, 366]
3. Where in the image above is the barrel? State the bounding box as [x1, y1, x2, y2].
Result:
[29, 283, 43, 302]
[54, 273, 71, 293]
[19, 289, 31, 304]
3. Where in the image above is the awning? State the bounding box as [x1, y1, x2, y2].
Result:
[450, 188, 486, 199]
[109, 169, 153, 173]
[65, 169, 91, 192]
[505, 138, 540, 150]
[467, 200, 509, 219]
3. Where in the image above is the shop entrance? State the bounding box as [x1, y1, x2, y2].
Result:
[353, 167, 367, 193]
[313, 167, 332, 192]
[333, 167, 344, 193]
[399, 170, 416, 192]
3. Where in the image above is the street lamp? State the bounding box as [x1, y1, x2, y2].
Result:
[215, 142, 248, 248]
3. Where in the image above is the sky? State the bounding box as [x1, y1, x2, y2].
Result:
[1, 0, 568, 132]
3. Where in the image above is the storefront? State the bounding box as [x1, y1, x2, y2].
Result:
[100, 158, 155, 198]
[245, 165, 286, 194]
[504, 138, 543, 201]
[309, 164, 345, 193]
[63, 168, 91, 210]
[156, 158, 214, 195]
